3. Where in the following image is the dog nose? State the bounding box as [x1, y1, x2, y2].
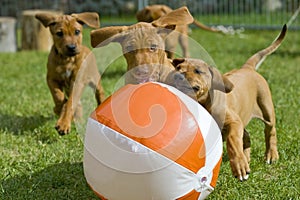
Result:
[66, 44, 76, 52]
[134, 67, 149, 76]
[174, 73, 185, 81]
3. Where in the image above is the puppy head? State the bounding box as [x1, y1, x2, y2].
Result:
[167, 58, 233, 104]
[35, 12, 100, 57]
[91, 6, 193, 83]
[136, 5, 173, 22]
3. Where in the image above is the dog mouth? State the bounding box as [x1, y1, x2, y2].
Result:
[64, 44, 80, 56]
[65, 49, 80, 56]
[172, 78, 195, 94]
[172, 73, 194, 91]
[131, 73, 158, 84]
[66, 51, 79, 56]
[126, 65, 159, 84]
[170, 72, 208, 100]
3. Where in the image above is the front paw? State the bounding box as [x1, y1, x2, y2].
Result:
[55, 118, 71, 135]
[230, 155, 251, 181]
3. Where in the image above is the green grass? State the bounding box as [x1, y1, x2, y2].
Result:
[0, 27, 299, 199]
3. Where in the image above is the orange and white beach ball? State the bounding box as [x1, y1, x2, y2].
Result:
[83, 82, 222, 200]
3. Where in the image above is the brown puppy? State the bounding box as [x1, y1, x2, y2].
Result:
[35, 12, 105, 135]
[90, 6, 194, 84]
[136, 4, 220, 59]
[166, 25, 287, 181]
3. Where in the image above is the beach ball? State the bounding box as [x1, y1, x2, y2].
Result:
[83, 82, 222, 200]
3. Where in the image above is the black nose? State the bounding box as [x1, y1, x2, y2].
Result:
[134, 67, 149, 76]
[66, 44, 76, 52]
[174, 73, 185, 81]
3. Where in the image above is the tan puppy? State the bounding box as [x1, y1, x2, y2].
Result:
[90, 6, 194, 84]
[166, 25, 287, 181]
[136, 4, 220, 59]
[35, 12, 105, 135]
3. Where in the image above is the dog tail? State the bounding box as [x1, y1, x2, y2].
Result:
[193, 20, 220, 32]
[242, 24, 287, 70]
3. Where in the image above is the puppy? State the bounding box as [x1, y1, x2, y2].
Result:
[35, 12, 105, 135]
[166, 25, 287, 181]
[90, 6, 194, 84]
[136, 4, 221, 59]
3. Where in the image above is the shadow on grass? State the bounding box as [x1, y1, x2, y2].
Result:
[0, 162, 98, 200]
[0, 113, 52, 135]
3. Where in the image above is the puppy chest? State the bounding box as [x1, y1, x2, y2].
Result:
[54, 63, 76, 80]
[62, 68, 72, 79]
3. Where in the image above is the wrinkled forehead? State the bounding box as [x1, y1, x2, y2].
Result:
[185, 59, 211, 71]
[51, 15, 82, 30]
[121, 22, 165, 47]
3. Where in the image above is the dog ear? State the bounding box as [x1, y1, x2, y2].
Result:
[136, 8, 152, 22]
[71, 12, 100, 29]
[152, 6, 193, 28]
[136, 5, 172, 22]
[172, 58, 185, 68]
[152, 6, 193, 38]
[209, 67, 234, 93]
[222, 76, 234, 93]
[149, 5, 171, 20]
[35, 13, 57, 27]
[91, 26, 128, 48]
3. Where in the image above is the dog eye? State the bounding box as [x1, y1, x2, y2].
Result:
[192, 86, 200, 92]
[56, 31, 63, 37]
[176, 66, 181, 71]
[75, 29, 80, 35]
[194, 69, 203, 74]
[150, 44, 157, 52]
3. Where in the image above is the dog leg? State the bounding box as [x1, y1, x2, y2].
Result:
[178, 31, 190, 58]
[94, 79, 105, 105]
[55, 81, 85, 135]
[264, 124, 278, 164]
[225, 114, 251, 181]
[74, 101, 82, 120]
[243, 129, 251, 163]
[260, 103, 278, 164]
[47, 78, 66, 115]
[165, 31, 179, 59]
[257, 89, 279, 164]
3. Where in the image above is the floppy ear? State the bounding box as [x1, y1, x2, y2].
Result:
[90, 26, 128, 48]
[35, 12, 57, 27]
[136, 5, 172, 22]
[151, 6, 193, 38]
[149, 6, 171, 20]
[209, 67, 234, 93]
[152, 6, 194, 28]
[136, 8, 152, 22]
[172, 58, 185, 68]
[71, 12, 100, 28]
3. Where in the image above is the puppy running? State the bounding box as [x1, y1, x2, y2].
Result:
[136, 4, 221, 59]
[36, 12, 105, 135]
[90, 6, 194, 84]
[166, 25, 287, 181]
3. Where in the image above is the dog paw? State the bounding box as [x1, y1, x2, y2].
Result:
[265, 148, 279, 164]
[230, 156, 251, 181]
[55, 120, 71, 135]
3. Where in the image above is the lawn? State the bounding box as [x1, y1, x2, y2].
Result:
[0, 26, 299, 199]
